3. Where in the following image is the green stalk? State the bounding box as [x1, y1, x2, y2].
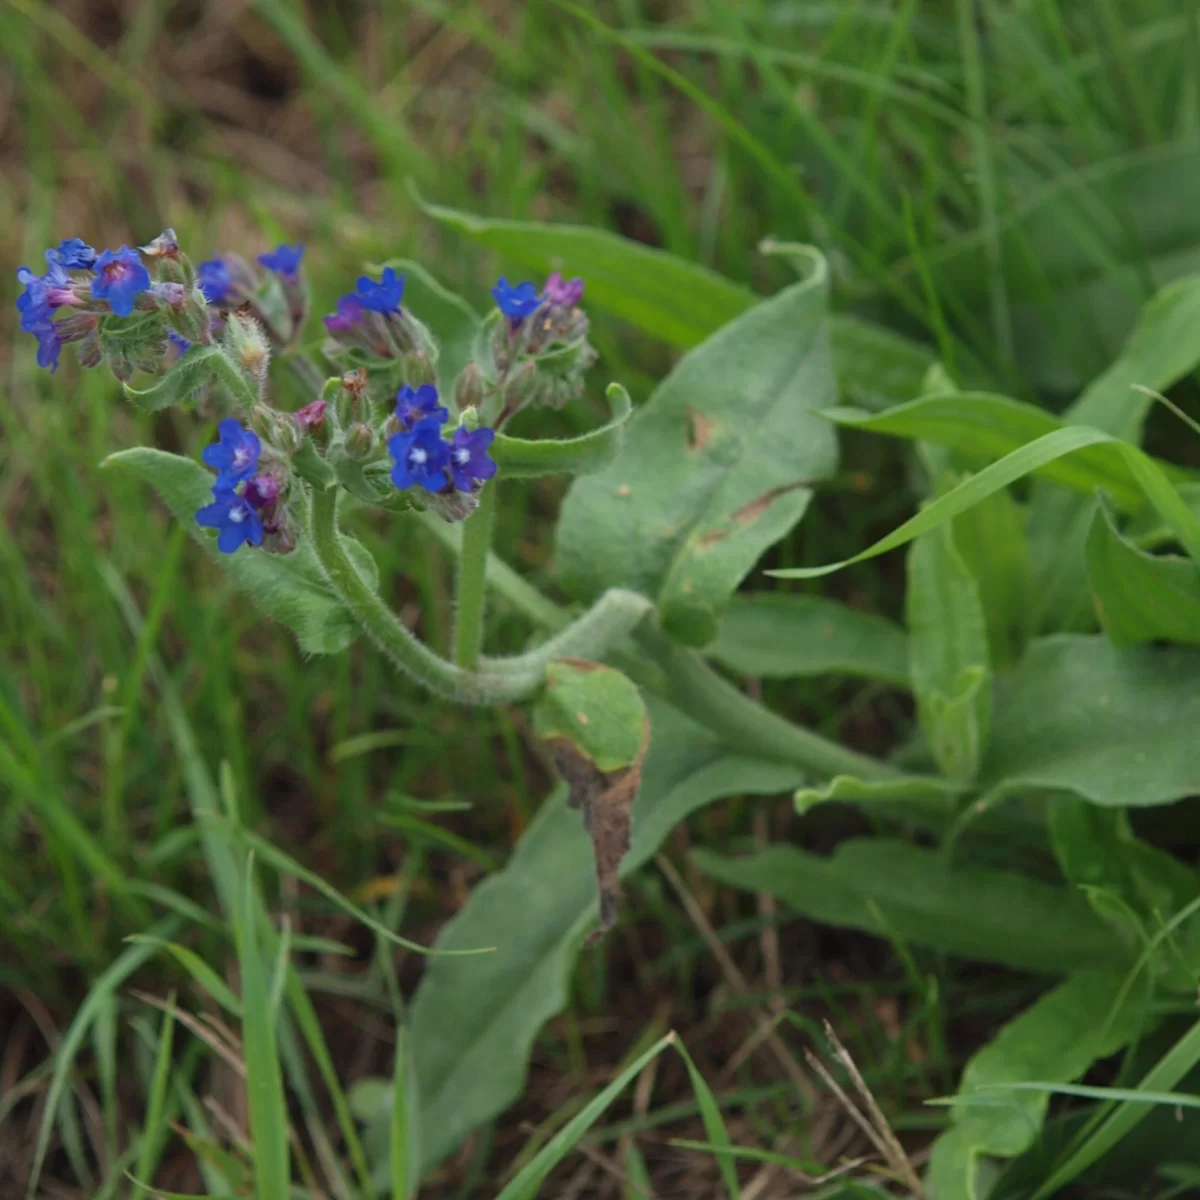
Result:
[634, 625, 898, 781]
[420, 512, 897, 780]
[452, 478, 497, 668]
[311, 488, 647, 704]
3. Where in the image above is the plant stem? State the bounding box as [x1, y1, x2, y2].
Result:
[634, 624, 899, 781]
[419, 512, 899, 780]
[312, 488, 647, 704]
[452, 479, 497, 668]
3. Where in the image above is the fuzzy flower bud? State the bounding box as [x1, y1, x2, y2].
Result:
[454, 361, 486, 413]
[343, 422, 378, 461]
[222, 313, 270, 391]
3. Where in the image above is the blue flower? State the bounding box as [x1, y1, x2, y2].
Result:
[47, 238, 97, 270]
[91, 246, 151, 317]
[355, 266, 405, 314]
[16, 262, 75, 330]
[196, 491, 264, 554]
[168, 330, 191, 357]
[258, 244, 305, 279]
[447, 426, 497, 491]
[197, 258, 234, 304]
[388, 416, 451, 491]
[202, 419, 262, 487]
[492, 276, 540, 321]
[323, 294, 365, 333]
[395, 383, 448, 429]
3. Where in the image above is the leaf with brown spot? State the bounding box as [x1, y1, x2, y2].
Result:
[685, 407, 719, 452]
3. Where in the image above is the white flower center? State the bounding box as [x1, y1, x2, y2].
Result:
[454, 448, 471, 464]
[410, 448, 428, 465]
[234, 447, 252, 468]
[230, 504, 247, 524]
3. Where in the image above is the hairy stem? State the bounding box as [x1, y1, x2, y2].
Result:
[312, 488, 648, 703]
[419, 514, 897, 779]
[452, 479, 497, 668]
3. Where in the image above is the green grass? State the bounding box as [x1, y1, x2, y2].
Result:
[6, 1, 1200, 1197]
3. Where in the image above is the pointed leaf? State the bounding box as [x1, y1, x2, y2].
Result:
[402, 704, 802, 1170]
[981, 635, 1200, 807]
[906, 521, 991, 783]
[416, 194, 934, 405]
[1086, 498, 1200, 647]
[706, 592, 909, 686]
[771, 425, 1200, 580]
[693, 840, 1121, 974]
[493, 383, 633, 478]
[928, 970, 1146, 1200]
[121, 345, 236, 412]
[103, 448, 374, 654]
[559, 267, 838, 645]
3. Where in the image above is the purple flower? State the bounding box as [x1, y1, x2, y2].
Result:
[24, 318, 63, 372]
[323, 293, 365, 333]
[16, 262, 77, 330]
[355, 266, 405, 314]
[542, 271, 584, 307]
[388, 416, 450, 491]
[447, 426, 497, 491]
[492, 276, 540, 321]
[395, 383, 448, 429]
[258, 244, 305, 279]
[47, 238, 97, 270]
[91, 246, 151, 317]
[202, 419, 262, 487]
[294, 398, 328, 430]
[243, 472, 281, 511]
[196, 491, 264, 554]
[197, 258, 234, 304]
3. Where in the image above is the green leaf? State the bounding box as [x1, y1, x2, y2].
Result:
[705, 592, 909, 686]
[822, 393, 1191, 508]
[1049, 799, 1199, 973]
[793, 774, 961, 822]
[493, 383, 633, 479]
[928, 970, 1146, 1200]
[1028, 270, 1200, 632]
[1086, 498, 1200, 647]
[416, 192, 754, 348]
[236, 854, 290, 1200]
[771, 425, 1200, 581]
[692, 840, 1121, 974]
[416, 193, 933, 407]
[532, 660, 647, 772]
[952, 484, 1034, 670]
[103, 448, 373, 654]
[906, 522, 991, 783]
[121, 345, 236, 413]
[981, 635, 1200, 807]
[402, 703, 802, 1170]
[376, 257, 480, 393]
[558, 266, 838, 646]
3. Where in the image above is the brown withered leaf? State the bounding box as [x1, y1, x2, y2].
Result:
[547, 716, 651, 942]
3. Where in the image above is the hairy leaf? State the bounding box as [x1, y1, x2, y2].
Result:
[558, 266, 838, 645]
[928, 970, 1146, 1200]
[416, 194, 934, 406]
[982, 635, 1200, 807]
[693, 840, 1121, 974]
[402, 704, 802, 1170]
[493, 383, 633, 478]
[1086, 498, 1200, 647]
[706, 592, 909, 686]
[907, 521, 991, 782]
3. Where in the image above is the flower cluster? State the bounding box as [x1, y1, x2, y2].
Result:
[197, 244, 308, 347]
[15, 238, 155, 372]
[196, 419, 292, 554]
[320, 267, 436, 379]
[388, 384, 497, 498]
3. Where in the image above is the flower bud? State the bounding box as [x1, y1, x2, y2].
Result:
[343, 422, 378, 461]
[454, 361, 485, 413]
[294, 398, 329, 445]
[501, 359, 541, 413]
[426, 486, 480, 524]
[222, 312, 270, 392]
[250, 402, 303, 457]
